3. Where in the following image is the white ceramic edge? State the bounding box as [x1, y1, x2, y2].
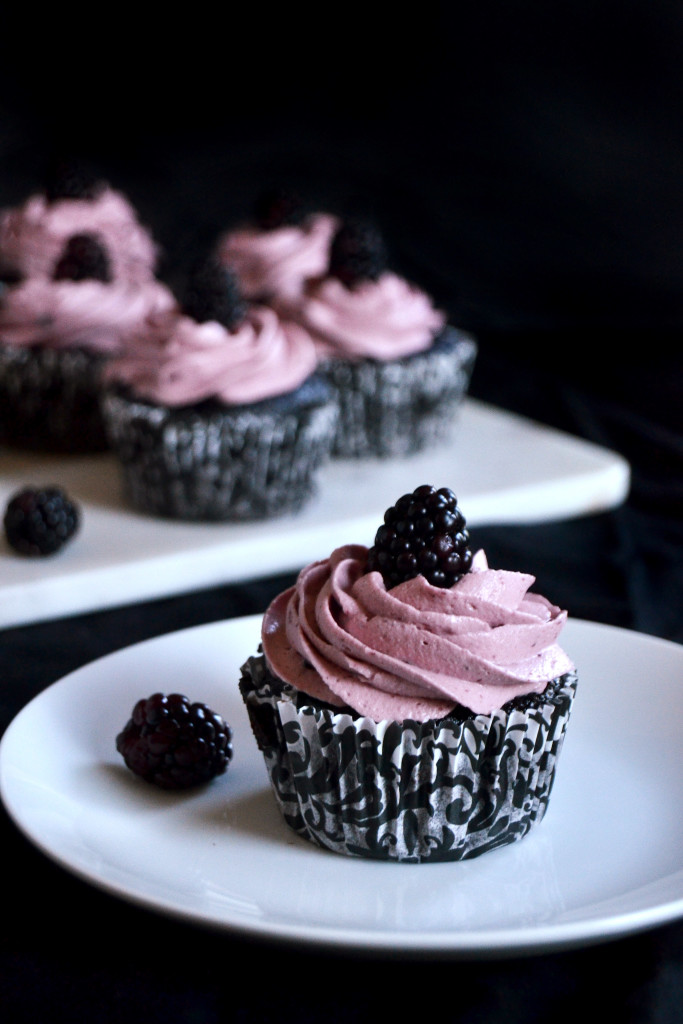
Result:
[0, 398, 630, 630]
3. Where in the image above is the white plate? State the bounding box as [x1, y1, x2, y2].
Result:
[2, 614, 682, 956]
[0, 398, 629, 630]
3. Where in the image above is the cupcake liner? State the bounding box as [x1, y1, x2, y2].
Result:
[101, 383, 338, 521]
[0, 343, 109, 452]
[320, 326, 477, 459]
[239, 653, 578, 863]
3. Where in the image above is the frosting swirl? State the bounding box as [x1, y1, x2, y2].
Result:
[285, 271, 447, 361]
[0, 187, 159, 284]
[0, 277, 176, 353]
[104, 304, 320, 405]
[262, 545, 575, 722]
[216, 213, 338, 301]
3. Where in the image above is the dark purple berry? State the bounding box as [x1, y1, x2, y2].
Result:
[328, 218, 388, 287]
[366, 484, 472, 589]
[44, 158, 104, 202]
[4, 485, 80, 557]
[53, 233, 112, 283]
[182, 257, 247, 330]
[253, 186, 306, 230]
[116, 692, 233, 790]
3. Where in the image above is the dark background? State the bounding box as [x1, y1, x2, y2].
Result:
[1, 4, 682, 1021]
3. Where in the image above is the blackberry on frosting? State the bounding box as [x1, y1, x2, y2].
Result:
[181, 257, 247, 330]
[366, 484, 473, 589]
[53, 233, 112, 283]
[44, 157, 105, 203]
[328, 217, 388, 287]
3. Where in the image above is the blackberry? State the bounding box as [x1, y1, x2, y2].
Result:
[44, 157, 104, 202]
[182, 257, 247, 330]
[366, 484, 473, 589]
[53, 233, 112, 283]
[253, 186, 305, 230]
[328, 217, 388, 287]
[4, 486, 80, 557]
[116, 692, 233, 790]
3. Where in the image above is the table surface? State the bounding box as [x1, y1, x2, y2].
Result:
[0, 397, 629, 630]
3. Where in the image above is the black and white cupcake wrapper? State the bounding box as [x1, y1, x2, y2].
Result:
[319, 326, 477, 459]
[0, 344, 109, 452]
[101, 385, 339, 521]
[239, 653, 578, 863]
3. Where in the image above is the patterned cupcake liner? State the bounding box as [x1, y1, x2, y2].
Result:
[239, 653, 578, 863]
[319, 326, 477, 459]
[101, 383, 339, 521]
[0, 343, 109, 452]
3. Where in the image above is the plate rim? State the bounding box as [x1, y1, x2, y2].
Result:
[2, 614, 683, 957]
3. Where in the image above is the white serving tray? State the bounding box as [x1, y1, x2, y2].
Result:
[0, 398, 630, 630]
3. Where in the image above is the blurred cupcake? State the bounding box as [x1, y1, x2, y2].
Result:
[280, 218, 477, 459]
[239, 484, 578, 862]
[101, 259, 338, 521]
[215, 187, 339, 305]
[0, 162, 175, 452]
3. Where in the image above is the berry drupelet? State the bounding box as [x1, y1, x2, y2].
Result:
[328, 217, 388, 287]
[4, 485, 80, 557]
[181, 257, 247, 331]
[116, 692, 233, 791]
[366, 484, 473, 589]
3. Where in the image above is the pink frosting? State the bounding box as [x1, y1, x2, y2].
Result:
[216, 213, 339, 301]
[261, 545, 575, 722]
[0, 277, 176, 354]
[283, 271, 447, 361]
[0, 188, 160, 284]
[104, 304, 320, 405]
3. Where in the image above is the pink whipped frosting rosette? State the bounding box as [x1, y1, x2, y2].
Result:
[0, 187, 160, 284]
[216, 213, 339, 303]
[240, 545, 578, 861]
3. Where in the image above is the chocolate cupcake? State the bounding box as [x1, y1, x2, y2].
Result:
[239, 485, 577, 862]
[0, 165, 175, 452]
[279, 219, 478, 459]
[101, 259, 338, 521]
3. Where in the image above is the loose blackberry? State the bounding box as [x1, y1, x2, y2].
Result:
[4, 485, 80, 557]
[252, 186, 306, 230]
[116, 692, 233, 790]
[53, 233, 112, 283]
[328, 218, 388, 287]
[366, 484, 473, 589]
[44, 158, 104, 202]
[182, 257, 247, 330]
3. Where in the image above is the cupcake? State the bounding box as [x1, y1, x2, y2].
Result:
[101, 259, 338, 521]
[215, 187, 339, 305]
[279, 219, 478, 459]
[0, 164, 175, 452]
[239, 484, 577, 862]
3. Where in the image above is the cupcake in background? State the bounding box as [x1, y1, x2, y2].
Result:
[215, 186, 339, 305]
[0, 158, 161, 285]
[280, 218, 478, 459]
[101, 258, 338, 521]
[0, 162, 176, 452]
[239, 484, 578, 862]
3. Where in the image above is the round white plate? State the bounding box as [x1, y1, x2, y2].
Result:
[2, 615, 683, 956]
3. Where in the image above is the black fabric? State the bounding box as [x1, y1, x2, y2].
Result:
[1, 3, 682, 1020]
